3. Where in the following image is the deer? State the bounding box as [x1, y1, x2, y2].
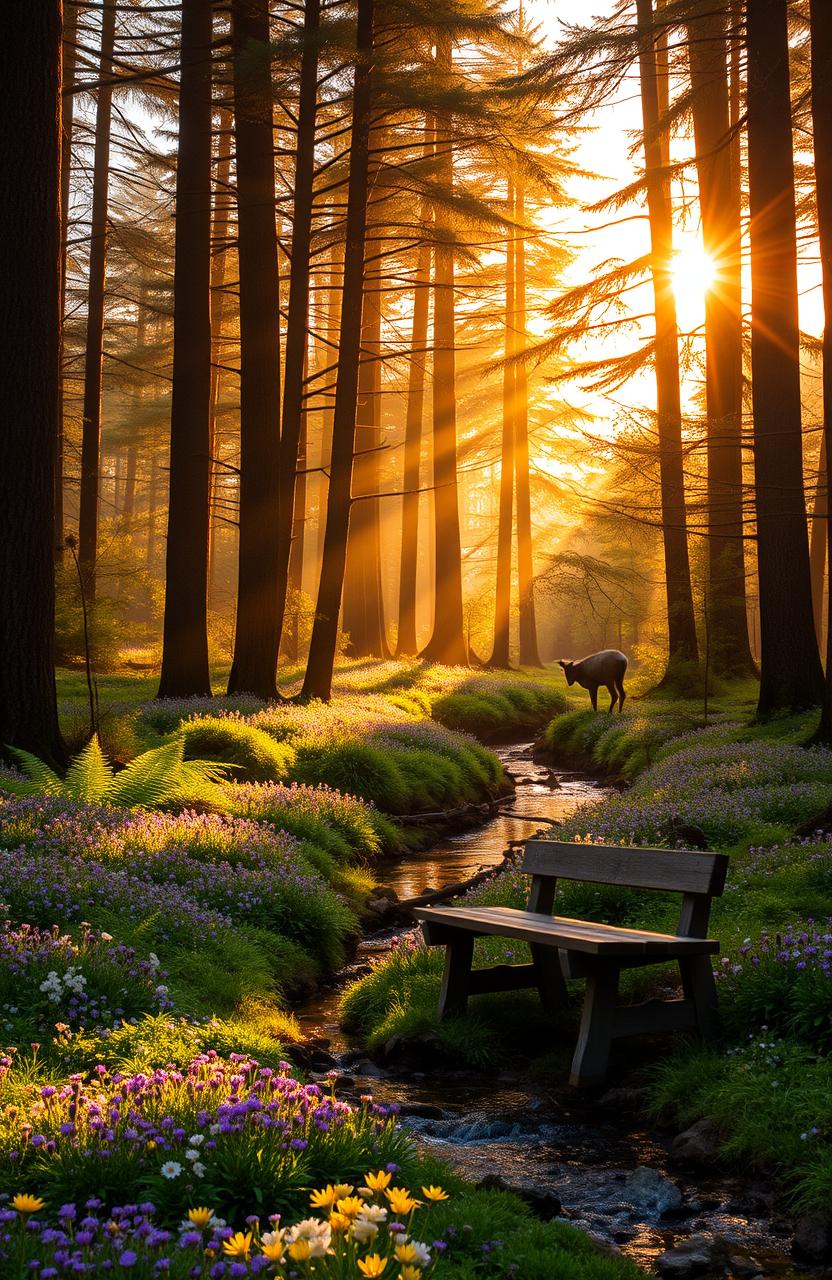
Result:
[558, 649, 628, 713]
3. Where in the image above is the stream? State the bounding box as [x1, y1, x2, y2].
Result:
[296, 743, 808, 1279]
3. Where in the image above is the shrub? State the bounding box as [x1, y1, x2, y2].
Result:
[293, 740, 410, 813]
[177, 714, 296, 783]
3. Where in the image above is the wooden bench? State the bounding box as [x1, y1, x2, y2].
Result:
[414, 840, 728, 1086]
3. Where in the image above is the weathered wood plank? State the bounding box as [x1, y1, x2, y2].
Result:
[570, 965, 620, 1086]
[467, 963, 538, 995]
[414, 906, 719, 956]
[437, 933, 474, 1018]
[520, 841, 728, 897]
[610, 996, 697, 1038]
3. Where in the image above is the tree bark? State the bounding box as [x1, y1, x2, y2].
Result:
[636, 0, 699, 671]
[810, 431, 827, 654]
[78, 0, 116, 600]
[747, 0, 824, 712]
[514, 163, 543, 667]
[208, 108, 232, 593]
[809, 0, 832, 732]
[420, 33, 467, 666]
[687, 0, 754, 675]
[275, 0, 321, 665]
[396, 205, 432, 657]
[227, 0, 283, 698]
[342, 255, 389, 657]
[488, 172, 515, 669]
[57, 0, 80, 564]
[302, 0, 375, 701]
[158, 0, 214, 698]
[0, 0, 64, 761]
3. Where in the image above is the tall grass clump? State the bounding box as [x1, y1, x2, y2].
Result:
[177, 713, 296, 782]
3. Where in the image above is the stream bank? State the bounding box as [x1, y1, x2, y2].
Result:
[295, 741, 811, 1279]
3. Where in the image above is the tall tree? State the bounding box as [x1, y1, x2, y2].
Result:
[57, 0, 81, 563]
[227, 0, 283, 698]
[276, 0, 321, 662]
[77, 0, 117, 599]
[420, 32, 467, 665]
[635, 0, 699, 671]
[396, 231, 432, 657]
[0, 0, 64, 760]
[809, 434, 827, 652]
[810, 0, 832, 734]
[208, 109, 233, 592]
[488, 171, 516, 668]
[302, 0, 375, 701]
[686, 0, 753, 674]
[158, 0, 214, 698]
[513, 153, 543, 666]
[747, 0, 824, 712]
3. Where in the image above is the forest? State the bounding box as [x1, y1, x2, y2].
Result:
[0, 0, 831, 1277]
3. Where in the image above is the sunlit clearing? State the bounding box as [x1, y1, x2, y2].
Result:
[671, 241, 715, 327]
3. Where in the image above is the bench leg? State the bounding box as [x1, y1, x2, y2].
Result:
[570, 965, 619, 1087]
[437, 934, 475, 1019]
[680, 954, 719, 1042]
[531, 944, 568, 1014]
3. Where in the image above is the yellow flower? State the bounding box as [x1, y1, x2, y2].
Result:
[336, 1196, 364, 1219]
[261, 1239, 285, 1262]
[421, 1185, 449, 1202]
[364, 1169, 392, 1193]
[329, 1212, 352, 1234]
[12, 1194, 44, 1215]
[310, 1185, 337, 1211]
[399, 1268, 422, 1280]
[288, 1238, 312, 1261]
[333, 1183, 354, 1199]
[357, 1255, 387, 1278]
[222, 1231, 253, 1260]
[146, 1139, 157, 1151]
[385, 1187, 419, 1216]
[187, 1207, 214, 1229]
[395, 1243, 419, 1264]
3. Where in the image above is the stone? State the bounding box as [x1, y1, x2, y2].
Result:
[656, 1235, 727, 1278]
[382, 1031, 452, 1069]
[399, 1101, 444, 1120]
[371, 885, 399, 902]
[726, 1255, 764, 1279]
[671, 1119, 721, 1166]
[622, 1166, 683, 1215]
[598, 1085, 651, 1113]
[475, 1175, 561, 1222]
[792, 1214, 832, 1264]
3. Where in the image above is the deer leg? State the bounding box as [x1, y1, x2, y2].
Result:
[617, 680, 626, 712]
[589, 686, 598, 712]
[607, 684, 617, 712]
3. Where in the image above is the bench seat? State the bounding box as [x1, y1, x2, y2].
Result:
[415, 905, 719, 957]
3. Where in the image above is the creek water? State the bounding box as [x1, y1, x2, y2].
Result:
[296, 742, 804, 1278]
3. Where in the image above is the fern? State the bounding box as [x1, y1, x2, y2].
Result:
[2, 736, 233, 812]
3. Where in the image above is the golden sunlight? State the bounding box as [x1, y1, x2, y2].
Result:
[671, 240, 715, 327]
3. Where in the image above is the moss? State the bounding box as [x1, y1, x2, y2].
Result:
[178, 715, 296, 782]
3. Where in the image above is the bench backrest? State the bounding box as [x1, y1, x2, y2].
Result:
[520, 840, 729, 937]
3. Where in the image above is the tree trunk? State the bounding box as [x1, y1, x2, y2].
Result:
[284, 381, 308, 664]
[809, 0, 832, 732]
[78, 0, 116, 600]
[302, 0, 375, 701]
[687, 0, 754, 675]
[208, 108, 232, 594]
[420, 33, 467, 666]
[396, 207, 432, 657]
[0, 0, 64, 761]
[489, 172, 515, 669]
[636, 0, 699, 672]
[810, 431, 827, 654]
[747, 0, 823, 712]
[342, 256, 389, 657]
[227, 0, 283, 698]
[316, 239, 342, 569]
[275, 0, 320, 663]
[57, 0, 80, 564]
[514, 163, 543, 667]
[157, 0, 214, 699]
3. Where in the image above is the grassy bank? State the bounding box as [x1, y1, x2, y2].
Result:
[343, 687, 832, 1215]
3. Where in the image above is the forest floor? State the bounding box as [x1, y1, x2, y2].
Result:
[0, 660, 649, 1278]
[344, 678, 832, 1257]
